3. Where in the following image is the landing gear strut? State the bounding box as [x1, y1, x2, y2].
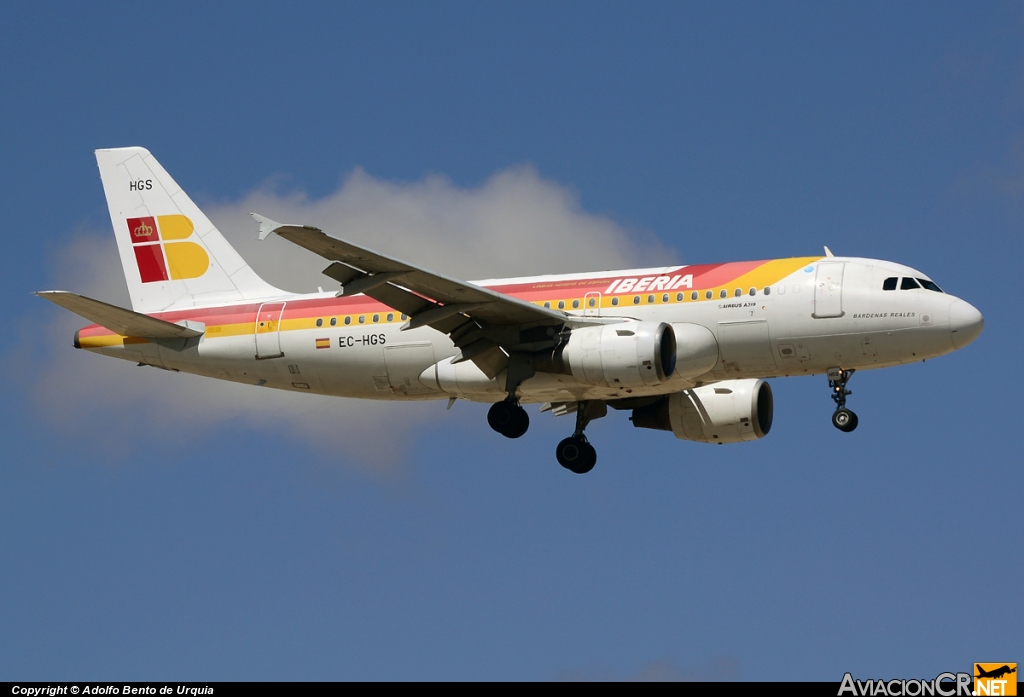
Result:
[487, 353, 534, 439]
[828, 368, 858, 433]
[556, 401, 605, 474]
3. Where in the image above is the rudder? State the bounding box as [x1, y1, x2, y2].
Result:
[95, 147, 283, 312]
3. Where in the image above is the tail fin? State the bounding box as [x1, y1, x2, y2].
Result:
[95, 147, 283, 312]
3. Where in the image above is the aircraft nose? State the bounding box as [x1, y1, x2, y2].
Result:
[948, 299, 984, 350]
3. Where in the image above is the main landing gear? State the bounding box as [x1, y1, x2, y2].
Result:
[488, 399, 529, 439]
[555, 401, 606, 475]
[828, 368, 858, 433]
[488, 353, 533, 439]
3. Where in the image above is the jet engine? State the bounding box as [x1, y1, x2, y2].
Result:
[561, 321, 676, 388]
[630, 378, 773, 444]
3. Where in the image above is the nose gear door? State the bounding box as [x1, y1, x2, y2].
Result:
[813, 262, 845, 318]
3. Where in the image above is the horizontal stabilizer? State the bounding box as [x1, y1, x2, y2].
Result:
[36, 291, 204, 339]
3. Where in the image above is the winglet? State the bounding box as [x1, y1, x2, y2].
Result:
[824, 246, 835, 257]
[251, 212, 284, 241]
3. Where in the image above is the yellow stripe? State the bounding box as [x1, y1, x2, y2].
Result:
[78, 335, 150, 348]
[204, 322, 256, 337]
[726, 257, 820, 294]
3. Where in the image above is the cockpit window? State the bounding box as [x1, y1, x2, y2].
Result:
[900, 277, 920, 290]
[882, 277, 897, 291]
[917, 278, 943, 293]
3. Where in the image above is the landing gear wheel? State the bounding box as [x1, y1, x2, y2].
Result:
[556, 436, 597, 474]
[488, 400, 529, 439]
[832, 408, 858, 432]
[827, 368, 858, 434]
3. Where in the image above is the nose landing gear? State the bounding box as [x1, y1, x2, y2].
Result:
[555, 401, 606, 474]
[828, 368, 858, 432]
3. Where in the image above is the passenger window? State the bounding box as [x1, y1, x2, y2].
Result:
[719, 289, 727, 299]
[316, 318, 323, 327]
[734, 288, 741, 297]
[358, 315, 365, 324]
[900, 277, 920, 290]
[372, 314, 379, 323]
[647, 294, 654, 304]
[387, 313, 394, 322]
[917, 279, 943, 293]
[588, 297, 596, 307]
[558, 300, 565, 309]
[572, 299, 580, 309]
[543, 301, 550, 308]
[611, 297, 619, 306]
[401, 314, 408, 321]
[344, 316, 352, 325]
[691, 291, 699, 301]
[705, 290, 713, 300]
[749, 287, 756, 296]
[882, 277, 898, 291]
[764, 287, 771, 296]
[676, 292, 683, 301]
[633, 296, 640, 305]
[330, 317, 337, 326]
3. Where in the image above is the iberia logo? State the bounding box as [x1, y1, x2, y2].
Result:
[975, 664, 1017, 696]
[126, 215, 210, 283]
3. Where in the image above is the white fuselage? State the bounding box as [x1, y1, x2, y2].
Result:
[80, 256, 983, 405]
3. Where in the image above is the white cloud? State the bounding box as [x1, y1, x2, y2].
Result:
[209, 164, 674, 291]
[26, 164, 675, 473]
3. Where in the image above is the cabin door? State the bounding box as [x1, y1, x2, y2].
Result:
[813, 262, 845, 318]
[255, 302, 286, 359]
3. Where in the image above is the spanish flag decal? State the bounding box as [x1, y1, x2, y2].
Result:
[315, 338, 330, 349]
[126, 215, 210, 283]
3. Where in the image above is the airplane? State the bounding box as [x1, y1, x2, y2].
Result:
[38, 147, 984, 474]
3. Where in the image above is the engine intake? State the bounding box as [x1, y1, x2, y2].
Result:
[631, 379, 774, 444]
[561, 321, 676, 388]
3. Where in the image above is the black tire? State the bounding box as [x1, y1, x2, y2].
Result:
[832, 408, 858, 433]
[556, 436, 596, 474]
[579, 442, 597, 474]
[487, 401, 514, 434]
[505, 406, 529, 439]
[488, 401, 529, 438]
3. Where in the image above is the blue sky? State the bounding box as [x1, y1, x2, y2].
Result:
[1, 2, 1021, 681]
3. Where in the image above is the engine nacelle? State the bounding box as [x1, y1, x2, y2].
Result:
[631, 378, 773, 444]
[561, 321, 676, 388]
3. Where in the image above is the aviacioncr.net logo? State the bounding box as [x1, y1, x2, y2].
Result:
[839, 672, 973, 697]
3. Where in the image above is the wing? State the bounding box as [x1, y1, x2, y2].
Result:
[36, 291, 204, 339]
[252, 214, 578, 378]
